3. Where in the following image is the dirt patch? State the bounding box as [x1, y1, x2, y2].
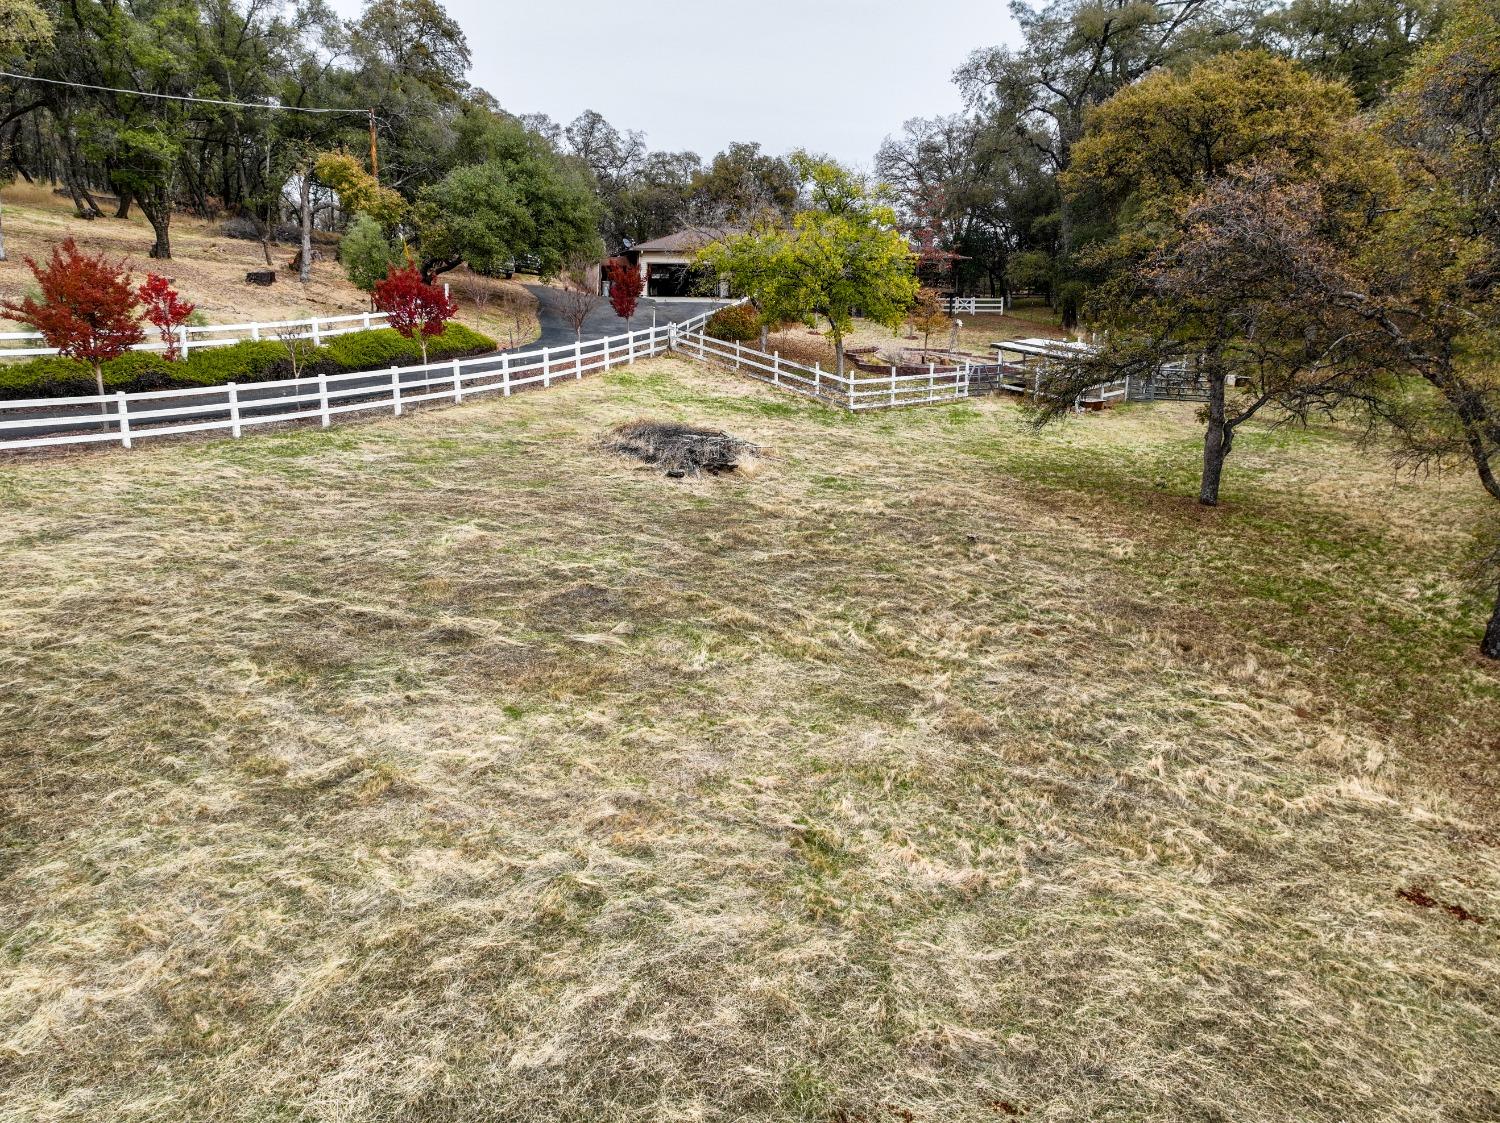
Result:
[1397, 885, 1487, 925]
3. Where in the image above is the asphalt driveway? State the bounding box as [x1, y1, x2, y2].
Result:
[517, 285, 727, 351]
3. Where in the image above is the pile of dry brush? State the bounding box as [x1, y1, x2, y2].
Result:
[600, 420, 760, 477]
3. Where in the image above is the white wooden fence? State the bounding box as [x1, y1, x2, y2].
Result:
[0, 310, 391, 359]
[0, 314, 714, 452]
[0, 308, 1140, 454]
[946, 296, 1008, 315]
[675, 329, 970, 411]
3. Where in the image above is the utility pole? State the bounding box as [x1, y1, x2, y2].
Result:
[368, 110, 379, 183]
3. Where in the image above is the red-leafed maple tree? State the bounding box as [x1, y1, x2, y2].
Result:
[1, 238, 144, 396]
[372, 262, 458, 363]
[605, 256, 643, 328]
[137, 273, 196, 361]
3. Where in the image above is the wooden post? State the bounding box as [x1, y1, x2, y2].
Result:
[179, 325, 191, 357]
[734, 340, 741, 370]
[228, 382, 242, 438]
[363, 312, 373, 331]
[814, 361, 821, 396]
[368, 108, 380, 182]
[318, 370, 331, 427]
[575, 339, 583, 380]
[542, 346, 551, 388]
[628, 331, 636, 365]
[452, 359, 463, 403]
[502, 352, 512, 397]
[773, 351, 781, 386]
[116, 391, 131, 449]
[251, 323, 261, 342]
[311, 318, 323, 347]
[928, 362, 936, 403]
[391, 366, 402, 415]
[890, 365, 898, 408]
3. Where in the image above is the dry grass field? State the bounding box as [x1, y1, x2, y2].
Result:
[0, 184, 539, 345]
[2, 355, 1498, 1122]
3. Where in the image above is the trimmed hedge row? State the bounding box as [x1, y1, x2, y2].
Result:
[0, 323, 498, 401]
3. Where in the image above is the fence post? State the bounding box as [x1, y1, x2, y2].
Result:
[773, 351, 781, 386]
[179, 325, 191, 357]
[890, 365, 898, 408]
[628, 330, 636, 365]
[814, 360, 821, 396]
[311, 318, 323, 347]
[318, 370, 331, 427]
[391, 366, 402, 416]
[502, 352, 512, 397]
[575, 339, 583, 380]
[453, 359, 464, 403]
[228, 382, 242, 438]
[363, 312, 373, 331]
[734, 340, 741, 370]
[115, 391, 131, 449]
[1123, 372, 1132, 401]
[542, 346, 551, 388]
[928, 362, 936, 403]
[251, 324, 261, 342]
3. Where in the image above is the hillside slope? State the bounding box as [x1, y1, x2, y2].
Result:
[0, 183, 539, 344]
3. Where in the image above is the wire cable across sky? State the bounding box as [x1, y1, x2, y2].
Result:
[0, 70, 369, 115]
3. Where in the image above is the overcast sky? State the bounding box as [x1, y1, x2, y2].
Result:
[329, 0, 1021, 167]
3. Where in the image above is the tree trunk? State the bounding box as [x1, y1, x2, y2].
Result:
[93, 361, 110, 430]
[1199, 371, 1232, 506]
[142, 202, 172, 259]
[1483, 583, 1500, 660]
[114, 190, 132, 219]
[64, 173, 96, 219]
[299, 167, 313, 284]
[831, 323, 845, 378]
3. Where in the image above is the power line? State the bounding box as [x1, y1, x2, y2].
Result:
[0, 70, 368, 116]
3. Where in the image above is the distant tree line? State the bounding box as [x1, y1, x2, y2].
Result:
[876, 0, 1444, 304]
[0, 0, 805, 277]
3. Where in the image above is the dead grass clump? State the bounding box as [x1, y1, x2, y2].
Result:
[763, 330, 838, 370]
[601, 419, 760, 477]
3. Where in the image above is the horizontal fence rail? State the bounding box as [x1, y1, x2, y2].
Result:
[674, 330, 971, 412]
[0, 310, 392, 359]
[0, 311, 723, 453]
